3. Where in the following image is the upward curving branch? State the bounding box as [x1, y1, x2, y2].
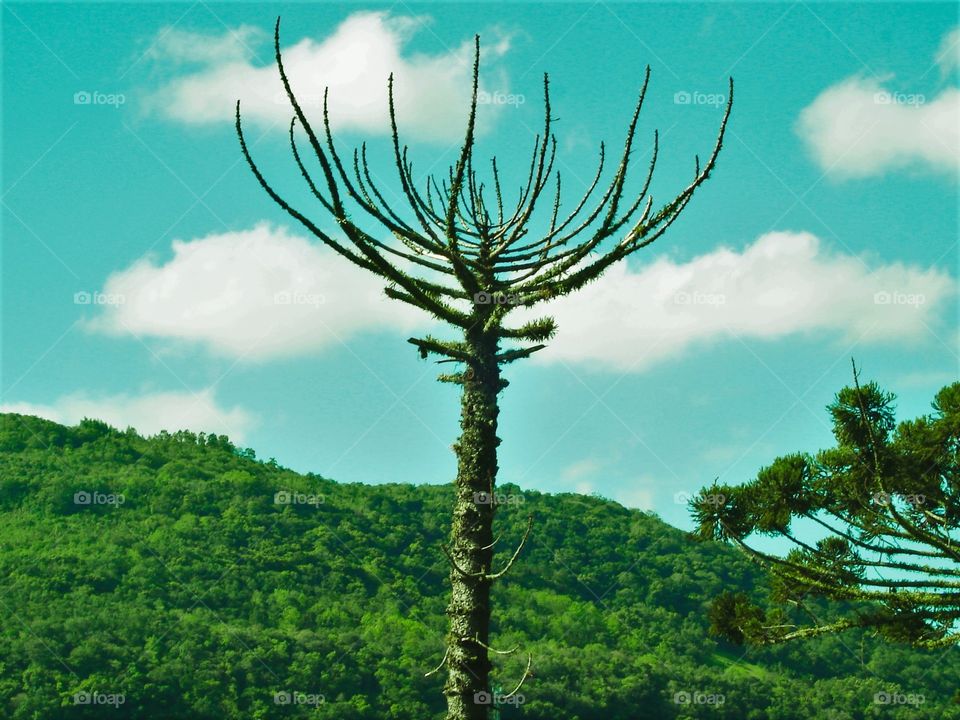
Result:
[236, 17, 732, 371]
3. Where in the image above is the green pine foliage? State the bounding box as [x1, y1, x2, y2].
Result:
[693, 377, 960, 649]
[1, 413, 957, 719]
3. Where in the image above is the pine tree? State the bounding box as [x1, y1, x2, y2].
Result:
[237, 19, 732, 719]
[693, 363, 960, 649]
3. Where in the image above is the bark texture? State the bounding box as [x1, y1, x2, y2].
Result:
[444, 332, 501, 719]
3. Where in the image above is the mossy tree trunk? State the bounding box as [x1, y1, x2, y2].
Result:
[444, 330, 501, 718]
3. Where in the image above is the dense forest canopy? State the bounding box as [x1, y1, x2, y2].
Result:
[1, 413, 958, 718]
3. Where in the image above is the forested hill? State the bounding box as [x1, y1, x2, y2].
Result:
[1, 413, 957, 719]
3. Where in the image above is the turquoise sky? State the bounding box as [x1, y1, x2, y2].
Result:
[3, 2, 958, 529]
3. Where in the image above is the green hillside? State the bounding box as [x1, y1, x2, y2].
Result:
[0, 413, 956, 719]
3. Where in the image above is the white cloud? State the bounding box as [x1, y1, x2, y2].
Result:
[556, 457, 655, 509]
[145, 25, 266, 65]
[90, 223, 431, 360]
[797, 76, 959, 178]
[145, 12, 511, 142]
[935, 26, 960, 75]
[1, 389, 255, 442]
[895, 369, 958, 389]
[561, 473, 655, 511]
[560, 457, 603, 483]
[797, 28, 960, 178]
[611, 486, 655, 512]
[524, 231, 955, 372]
[93, 228, 954, 372]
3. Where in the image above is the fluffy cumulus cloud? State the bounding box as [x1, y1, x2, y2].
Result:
[91, 227, 954, 371]
[145, 12, 511, 142]
[525, 231, 955, 372]
[0, 389, 255, 441]
[90, 223, 431, 360]
[797, 77, 959, 178]
[797, 27, 960, 178]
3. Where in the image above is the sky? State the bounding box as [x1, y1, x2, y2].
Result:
[2, 1, 958, 530]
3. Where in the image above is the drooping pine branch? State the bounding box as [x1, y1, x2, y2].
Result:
[693, 368, 960, 648]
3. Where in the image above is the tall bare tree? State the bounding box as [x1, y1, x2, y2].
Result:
[237, 19, 731, 719]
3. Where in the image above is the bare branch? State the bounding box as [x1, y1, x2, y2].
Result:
[487, 516, 533, 581]
[425, 647, 450, 677]
[500, 654, 534, 700]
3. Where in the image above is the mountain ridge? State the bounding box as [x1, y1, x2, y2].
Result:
[0, 412, 956, 719]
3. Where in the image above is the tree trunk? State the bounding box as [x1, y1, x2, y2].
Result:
[444, 331, 501, 719]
